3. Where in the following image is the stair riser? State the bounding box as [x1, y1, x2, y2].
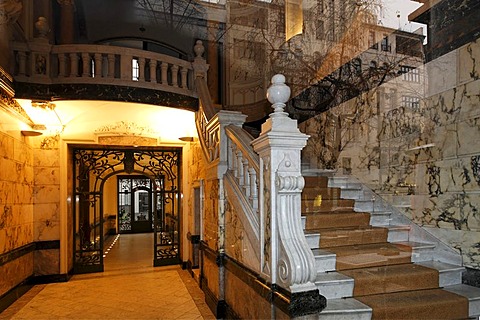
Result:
[370, 213, 392, 226]
[315, 281, 354, 299]
[410, 247, 434, 262]
[354, 201, 387, 212]
[328, 181, 363, 190]
[305, 233, 320, 249]
[319, 229, 388, 248]
[439, 270, 463, 287]
[387, 229, 409, 242]
[303, 187, 342, 200]
[303, 199, 355, 213]
[305, 213, 371, 230]
[304, 176, 329, 188]
[315, 256, 337, 273]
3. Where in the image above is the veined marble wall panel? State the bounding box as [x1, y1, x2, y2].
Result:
[32, 140, 61, 274]
[0, 131, 35, 256]
[426, 50, 457, 97]
[225, 268, 272, 319]
[34, 249, 60, 276]
[424, 227, 479, 268]
[203, 179, 219, 250]
[0, 253, 34, 297]
[458, 39, 480, 85]
[300, 38, 480, 269]
[225, 199, 259, 271]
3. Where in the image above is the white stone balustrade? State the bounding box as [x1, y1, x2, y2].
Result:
[12, 43, 196, 97]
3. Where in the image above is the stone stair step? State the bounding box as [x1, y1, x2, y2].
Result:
[302, 186, 343, 200]
[304, 176, 329, 188]
[392, 241, 436, 263]
[354, 199, 387, 212]
[303, 212, 371, 230]
[319, 297, 372, 320]
[312, 248, 336, 272]
[315, 272, 355, 299]
[305, 232, 320, 249]
[443, 283, 480, 317]
[328, 243, 413, 271]
[417, 261, 464, 287]
[328, 177, 363, 190]
[356, 288, 470, 320]
[305, 226, 388, 248]
[302, 198, 356, 213]
[369, 210, 393, 226]
[386, 225, 410, 242]
[341, 263, 439, 296]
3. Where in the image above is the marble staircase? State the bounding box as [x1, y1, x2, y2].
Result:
[300, 175, 480, 319]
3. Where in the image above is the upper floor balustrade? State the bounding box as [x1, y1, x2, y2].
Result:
[12, 41, 196, 99]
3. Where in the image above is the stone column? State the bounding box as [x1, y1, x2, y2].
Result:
[252, 75, 324, 314]
[0, 0, 22, 72]
[57, 0, 74, 44]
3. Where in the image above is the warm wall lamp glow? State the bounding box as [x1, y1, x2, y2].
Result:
[21, 130, 43, 136]
[15, 99, 64, 133]
[178, 136, 197, 142]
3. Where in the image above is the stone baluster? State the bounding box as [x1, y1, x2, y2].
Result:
[17, 51, 27, 76]
[180, 67, 188, 89]
[120, 54, 132, 81]
[81, 52, 90, 77]
[249, 168, 258, 211]
[160, 62, 168, 84]
[149, 59, 157, 83]
[107, 54, 115, 79]
[252, 74, 325, 313]
[69, 52, 78, 77]
[94, 53, 102, 78]
[236, 151, 244, 186]
[243, 159, 250, 198]
[138, 57, 145, 82]
[171, 64, 178, 87]
[58, 53, 67, 77]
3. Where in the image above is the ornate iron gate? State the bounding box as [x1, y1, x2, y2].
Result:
[73, 147, 181, 273]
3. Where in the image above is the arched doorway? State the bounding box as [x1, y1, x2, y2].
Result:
[72, 147, 182, 274]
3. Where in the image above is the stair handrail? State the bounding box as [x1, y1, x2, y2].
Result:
[224, 124, 261, 254]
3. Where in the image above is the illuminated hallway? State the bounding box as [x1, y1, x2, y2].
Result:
[0, 234, 214, 320]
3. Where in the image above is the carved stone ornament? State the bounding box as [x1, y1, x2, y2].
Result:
[0, 0, 22, 26]
[94, 121, 157, 137]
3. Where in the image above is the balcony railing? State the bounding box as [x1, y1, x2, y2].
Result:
[12, 42, 196, 98]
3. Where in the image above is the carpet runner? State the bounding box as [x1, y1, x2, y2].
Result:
[302, 176, 470, 319]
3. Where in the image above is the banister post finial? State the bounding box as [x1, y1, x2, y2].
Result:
[267, 74, 290, 115]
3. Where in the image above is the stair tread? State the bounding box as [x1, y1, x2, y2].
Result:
[329, 243, 413, 270]
[355, 288, 469, 319]
[341, 263, 440, 296]
[417, 260, 465, 273]
[320, 297, 372, 314]
[311, 248, 336, 257]
[443, 283, 480, 301]
[392, 241, 436, 249]
[305, 226, 386, 233]
[315, 271, 353, 283]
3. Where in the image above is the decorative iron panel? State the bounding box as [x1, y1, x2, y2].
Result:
[72, 147, 181, 273]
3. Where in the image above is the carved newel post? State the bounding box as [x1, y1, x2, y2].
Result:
[252, 74, 325, 313]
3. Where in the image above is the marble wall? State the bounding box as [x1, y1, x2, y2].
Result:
[31, 134, 61, 276]
[300, 37, 480, 269]
[0, 124, 35, 296]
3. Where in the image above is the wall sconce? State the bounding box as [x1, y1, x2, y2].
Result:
[178, 136, 196, 142]
[15, 99, 64, 134]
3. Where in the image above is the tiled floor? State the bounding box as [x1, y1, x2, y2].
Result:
[0, 233, 215, 320]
